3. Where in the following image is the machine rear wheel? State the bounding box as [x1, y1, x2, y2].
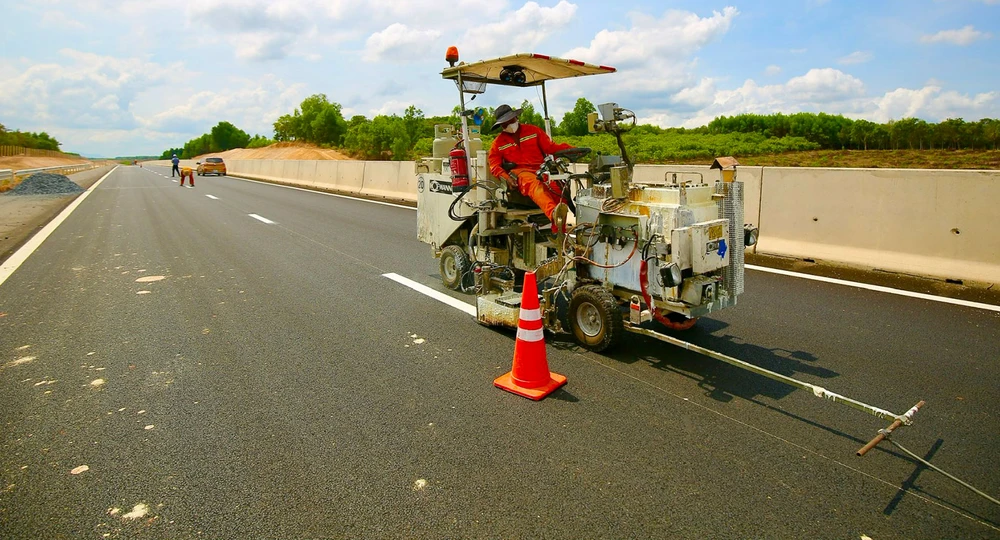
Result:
[569, 285, 623, 352]
[439, 245, 471, 291]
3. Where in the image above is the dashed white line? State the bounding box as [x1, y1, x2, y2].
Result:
[205, 194, 219, 200]
[248, 213, 275, 224]
[383, 273, 476, 316]
[745, 265, 1000, 313]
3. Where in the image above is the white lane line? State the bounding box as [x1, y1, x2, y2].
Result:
[205, 194, 219, 200]
[0, 166, 118, 288]
[383, 273, 476, 316]
[248, 213, 275, 224]
[233, 176, 412, 210]
[746, 264, 1000, 313]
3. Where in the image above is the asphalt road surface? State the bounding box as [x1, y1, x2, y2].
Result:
[1, 165, 998, 539]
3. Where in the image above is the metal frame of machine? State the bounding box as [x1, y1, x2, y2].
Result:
[417, 49, 756, 353]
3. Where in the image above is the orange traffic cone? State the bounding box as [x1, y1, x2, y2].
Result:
[494, 271, 567, 400]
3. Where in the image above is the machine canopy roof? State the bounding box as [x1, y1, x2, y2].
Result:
[441, 53, 616, 87]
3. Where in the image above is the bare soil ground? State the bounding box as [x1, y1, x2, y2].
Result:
[0, 155, 94, 171]
[195, 142, 352, 161]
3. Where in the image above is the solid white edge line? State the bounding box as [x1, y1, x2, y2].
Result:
[383, 273, 476, 316]
[248, 213, 275, 224]
[0, 166, 118, 288]
[746, 264, 1000, 313]
[230, 175, 413, 210]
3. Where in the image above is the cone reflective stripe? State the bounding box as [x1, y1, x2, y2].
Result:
[516, 306, 544, 343]
[494, 272, 567, 400]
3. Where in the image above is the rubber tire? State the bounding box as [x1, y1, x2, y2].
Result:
[439, 245, 471, 291]
[569, 285, 624, 352]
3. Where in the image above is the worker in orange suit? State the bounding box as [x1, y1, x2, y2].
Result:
[179, 166, 195, 187]
[488, 104, 573, 226]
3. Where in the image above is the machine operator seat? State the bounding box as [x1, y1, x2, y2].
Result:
[483, 167, 542, 212]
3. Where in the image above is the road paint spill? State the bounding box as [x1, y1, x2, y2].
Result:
[70, 465, 89, 475]
[135, 276, 165, 283]
[121, 503, 149, 520]
[413, 479, 428, 491]
[2, 356, 35, 369]
[90, 379, 106, 387]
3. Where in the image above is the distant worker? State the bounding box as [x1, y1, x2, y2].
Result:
[487, 104, 573, 227]
[179, 166, 195, 187]
[171, 154, 180, 177]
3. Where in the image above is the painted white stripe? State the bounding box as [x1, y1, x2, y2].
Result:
[248, 213, 275, 224]
[0, 166, 117, 288]
[232, 176, 412, 210]
[516, 327, 545, 342]
[519, 308, 541, 321]
[746, 264, 1000, 313]
[205, 194, 219, 200]
[382, 273, 476, 316]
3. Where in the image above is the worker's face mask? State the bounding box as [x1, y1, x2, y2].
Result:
[503, 121, 519, 134]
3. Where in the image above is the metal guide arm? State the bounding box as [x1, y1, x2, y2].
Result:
[623, 324, 921, 426]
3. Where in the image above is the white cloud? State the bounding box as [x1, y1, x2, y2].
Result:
[647, 71, 998, 130]
[143, 74, 307, 136]
[868, 86, 999, 122]
[40, 10, 87, 30]
[765, 65, 782, 76]
[364, 24, 442, 63]
[838, 51, 872, 65]
[565, 7, 738, 68]
[920, 25, 991, 46]
[0, 49, 181, 131]
[554, 6, 738, 110]
[671, 78, 717, 111]
[463, 1, 578, 58]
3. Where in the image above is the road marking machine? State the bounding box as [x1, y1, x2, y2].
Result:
[412, 47, 998, 508]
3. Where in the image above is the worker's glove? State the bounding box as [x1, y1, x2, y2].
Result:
[505, 173, 519, 190]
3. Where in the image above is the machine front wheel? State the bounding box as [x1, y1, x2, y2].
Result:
[569, 285, 623, 352]
[439, 245, 471, 291]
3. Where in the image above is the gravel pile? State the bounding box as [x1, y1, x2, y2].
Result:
[6, 172, 85, 196]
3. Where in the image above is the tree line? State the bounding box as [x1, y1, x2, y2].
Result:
[159, 121, 274, 159]
[708, 112, 1000, 151]
[0, 122, 62, 151]
[160, 95, 1000, 161]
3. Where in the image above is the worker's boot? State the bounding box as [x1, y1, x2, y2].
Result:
[551, 202, 569, 234]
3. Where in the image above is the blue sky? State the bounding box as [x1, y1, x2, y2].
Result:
[1, 0, 997, 157]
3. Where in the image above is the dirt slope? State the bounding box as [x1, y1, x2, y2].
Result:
[194, 142, 353, 161]
[0, 155, 95, 170]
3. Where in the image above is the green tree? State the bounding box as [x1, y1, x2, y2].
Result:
[518, 100, 546, 130]
[850, 120, 878, 150]
[273, 113, 298, 141]
[211, 121, 251, 151]
[559, 98, 596, 136]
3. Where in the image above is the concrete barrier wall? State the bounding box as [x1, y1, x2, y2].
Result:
[756, 167, 1000, 284]
[151, 157, 998, 285]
